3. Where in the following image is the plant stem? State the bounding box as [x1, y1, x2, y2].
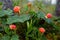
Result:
[40, 33, 43, 40]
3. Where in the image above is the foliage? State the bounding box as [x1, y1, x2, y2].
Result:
[0, 0, 60, 40]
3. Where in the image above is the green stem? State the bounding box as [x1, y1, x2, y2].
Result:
[26, 21, 29, 40]
[26, 32, 29, 40]
[40, 33, 43, 40]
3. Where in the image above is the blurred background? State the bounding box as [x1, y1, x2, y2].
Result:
[12, 0, 57, 15]
[0, 0, 57, 13]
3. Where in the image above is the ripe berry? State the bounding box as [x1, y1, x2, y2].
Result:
[13, 6, 20, 13]
[28, 2, 32, 7]
[9, 24, 16, 30]
[46, 13, 52, 18]
[39, 27, 45, 33]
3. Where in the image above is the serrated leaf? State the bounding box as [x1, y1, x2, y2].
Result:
[0, 9, 13, 17]
[45, 18, 53, 24]
[7, 14, 31, 24]
[3, 9, 13, 15]
[37, 11, 45, 19]
[1, 35, 10, 40]
[4, 26, 11, 35]
[11, 35, 19, 40]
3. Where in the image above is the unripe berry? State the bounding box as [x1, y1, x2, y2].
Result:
[28, 2, 32, 7]
[9, 24, 16, 30]
[39, 27, 45, 33]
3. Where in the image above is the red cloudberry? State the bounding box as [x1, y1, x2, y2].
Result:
[13, 6, 20, 13]
[39, 27, 45, 33]
[46, 13, 52, 18]
[9, 24, 16, 30]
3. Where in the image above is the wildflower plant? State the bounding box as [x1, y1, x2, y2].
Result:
[0, 1, 60, 40]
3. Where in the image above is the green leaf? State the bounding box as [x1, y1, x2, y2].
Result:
[37, 11, 45, 19]
[41, 35, 47, 40]
[4, 26, 11, 35]
[0, 33, 3, 39]
[1, 35, 10, 40]
[0, 27, 3, 31]
[24, 6, 28, 12]
[7, 14, 31, 24]
[11, 35, 19, 40]
[45, 18, 53, 24]
[0, 9, 13, 17]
